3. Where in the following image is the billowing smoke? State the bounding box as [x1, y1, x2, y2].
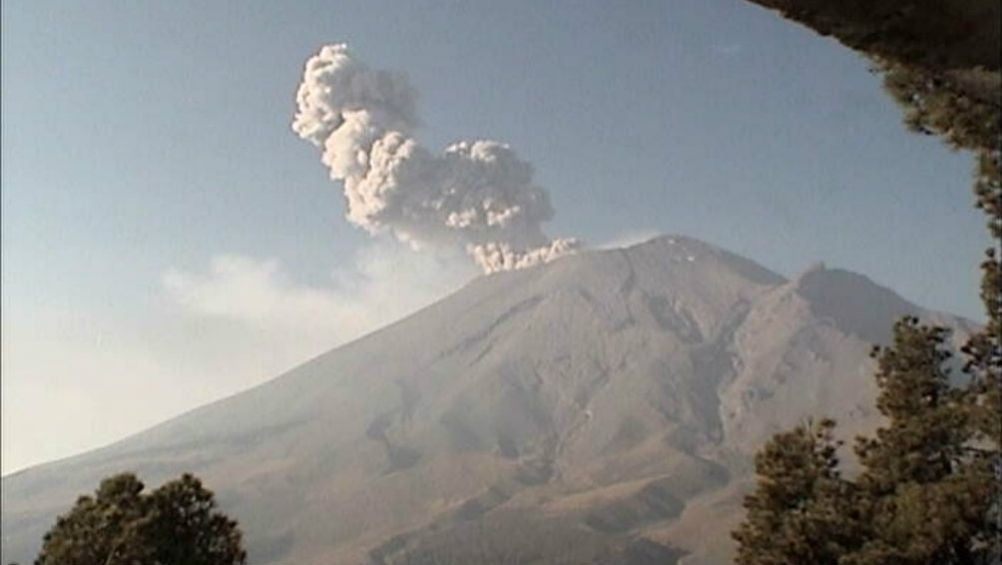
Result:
[292, 44, 578, 273]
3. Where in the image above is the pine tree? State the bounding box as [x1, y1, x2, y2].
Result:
[734, 2, 1001, 563]
[144, 474, 247, 565]
[34, 474, 152, 565]
[733, 420, 861, 565]
[962, 151, 1002, 562]
[845, 319, 988, 565]
[34, 472, 246, 565]
[855, 320, 966, 492]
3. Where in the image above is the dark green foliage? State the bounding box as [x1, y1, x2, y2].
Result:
[733, 420, 861, 565]
[879, 61, 999, 152]
[855, 320, 967, 493]
[742, 1, 999, 72]
[735, 321, 997, 564]
[743, 0, 1002, 329]
[735, 2, 1001, 563]
[733, 1, 997, 560]
[34, 473, 246, 565]
[142, 474, 246, 565]
[846, 319, 993, 565]
[34, 474, 152, 565]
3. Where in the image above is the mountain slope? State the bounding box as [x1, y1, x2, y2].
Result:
[0, 236, 975, 565]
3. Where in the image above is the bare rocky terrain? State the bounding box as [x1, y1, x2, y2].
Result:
[1, 236, 975, 564]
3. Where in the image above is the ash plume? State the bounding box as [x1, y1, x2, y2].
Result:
[292, 44, 578, 273]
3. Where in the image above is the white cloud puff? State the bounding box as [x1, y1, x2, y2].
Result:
[163, 243, 474, 349]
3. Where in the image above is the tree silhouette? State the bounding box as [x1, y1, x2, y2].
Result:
[34, 472, 246, 565]
[735, 2, 1000, 563]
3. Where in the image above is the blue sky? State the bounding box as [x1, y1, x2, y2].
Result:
[1, 0, 989, 473]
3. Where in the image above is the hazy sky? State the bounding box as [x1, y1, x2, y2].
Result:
[1, 0, 989, 474]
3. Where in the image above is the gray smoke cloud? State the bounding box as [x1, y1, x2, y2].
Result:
[292, 44, 578, 273]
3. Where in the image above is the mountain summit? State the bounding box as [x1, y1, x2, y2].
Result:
[1, 236, 973, 565]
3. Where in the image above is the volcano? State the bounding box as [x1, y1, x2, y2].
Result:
[1, 236, 974, 565]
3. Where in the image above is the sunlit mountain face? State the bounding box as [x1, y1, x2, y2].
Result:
[1, 236, 975, 565]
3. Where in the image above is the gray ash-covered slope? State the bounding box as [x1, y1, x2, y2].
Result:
[1, 236, 975, 565]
